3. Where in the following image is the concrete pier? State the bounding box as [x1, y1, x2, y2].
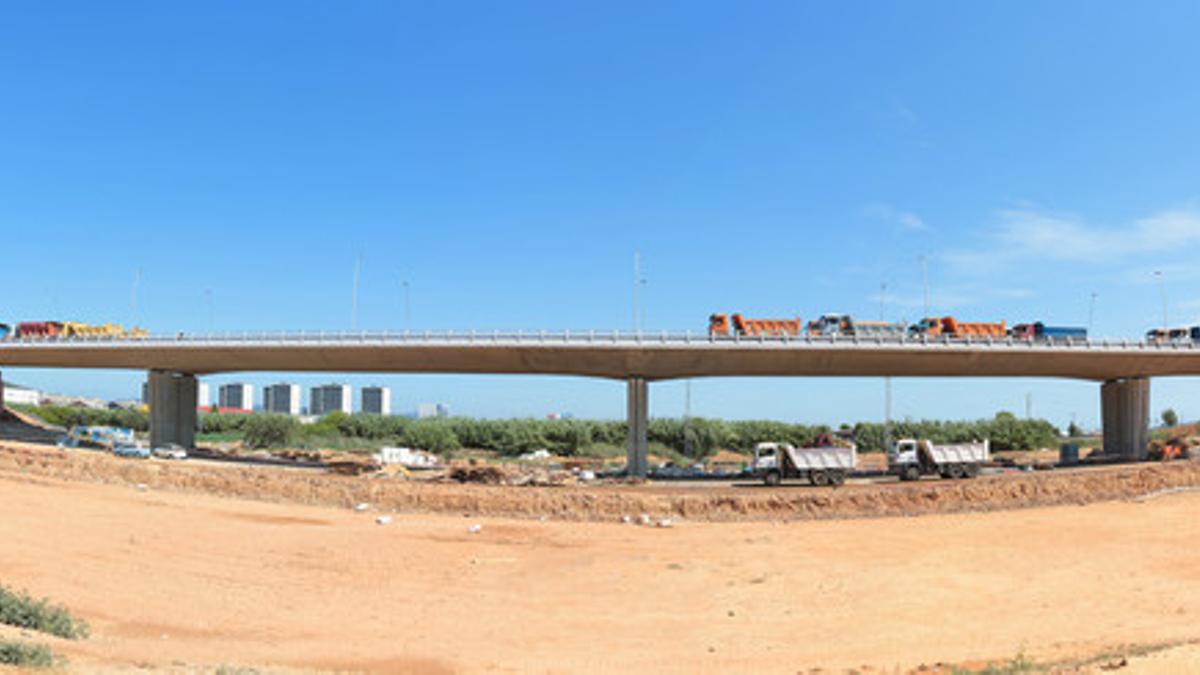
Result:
[1101, 377, 1149, 461]
[148, 370, 198, 449]
[626, 377, 648, 477]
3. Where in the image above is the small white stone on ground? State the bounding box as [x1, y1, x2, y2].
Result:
[354, 502, 369, 511]
[468, 524, 483, 534]
[375, 515, 393, 525]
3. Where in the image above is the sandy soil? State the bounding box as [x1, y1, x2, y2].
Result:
[0, 465, 1198, 673]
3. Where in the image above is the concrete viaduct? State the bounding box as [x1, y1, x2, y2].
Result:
[0, 330, 1193, 475]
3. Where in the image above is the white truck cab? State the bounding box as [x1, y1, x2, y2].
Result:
[889, 438, 989, 481]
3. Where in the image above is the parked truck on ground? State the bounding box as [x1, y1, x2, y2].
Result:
[1011, 322, 1087, 341]
[807, 314, 906, 337]
[889, 438, 989, 481]
[908, 317, 1007, 338]
[750, 435, 857, 486]
[709, 313, 804, 337]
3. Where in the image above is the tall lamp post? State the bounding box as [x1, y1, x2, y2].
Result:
[1155, 270, 1168, 331]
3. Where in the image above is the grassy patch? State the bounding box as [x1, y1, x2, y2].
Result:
[951, 653, 1040, 674]
[0, 584, 89, 639]
[0, 640, 55, 668]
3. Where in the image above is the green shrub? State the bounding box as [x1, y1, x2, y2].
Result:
[0, 585, 89, 639]
[401, 420, 460, 453]
[0, 640, 54, 668]
[242, 414, 297, 449]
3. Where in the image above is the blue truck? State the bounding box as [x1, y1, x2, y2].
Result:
[1011, 322, 1087, 341]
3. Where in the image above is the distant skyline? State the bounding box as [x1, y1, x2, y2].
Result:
[4, 2, 1200, 426]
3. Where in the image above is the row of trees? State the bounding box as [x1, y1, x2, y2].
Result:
[228, 411, 1062, 457]
[17, 405, 1063, 459]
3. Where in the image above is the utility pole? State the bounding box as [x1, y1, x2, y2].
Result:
[1087, 291, 1097, 335]
[351, 257, 362, 330]
[204, 289, 214, 333]
[883, 377, 893, 453]
[683, 379, 693, 457]
[401, 279, 411, 328]
[1155, 270, 1167, 330]
[131, 268, 142, 327]
[633, 250, 646, 332]
[919, 255, 930, 319]
[881, 279, 892, 453]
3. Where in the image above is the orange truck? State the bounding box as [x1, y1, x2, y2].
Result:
[709, 313, 804, 337]
[907, 316, 1006, 338]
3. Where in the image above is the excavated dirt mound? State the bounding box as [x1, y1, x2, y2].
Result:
[2, 440, 1199, 522]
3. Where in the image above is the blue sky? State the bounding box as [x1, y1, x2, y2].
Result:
[3, 1, 1200, 426]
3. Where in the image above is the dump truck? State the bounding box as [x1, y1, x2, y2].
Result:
[808, 314, 906, 337]
[1146, 326, 1200, 344]
[61, 322, 128, 338]
[1011, 322, 1087, 341]
[750, 437, 857, 486]
[908, 317, 1006, 338]
[15, 321, 63, 338]
[709, 313, 804, 337]
[889, 438, 989, 481]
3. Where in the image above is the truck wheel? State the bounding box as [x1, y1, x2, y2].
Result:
[810, 470, 830, 487]
[964, 463, 980, 478]
[763, 470, 781, 487]
[947, 464, 965, 479]
[829, 470, 846, 486]
[901, 465, 920, 482]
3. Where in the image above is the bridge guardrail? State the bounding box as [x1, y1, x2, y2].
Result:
[1, 329, 1198, 351]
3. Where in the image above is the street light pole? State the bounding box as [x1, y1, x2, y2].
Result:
[919, 255, 930, 319]
[1155, 270, 1168, 330]
[1087, 292, 1097, 335]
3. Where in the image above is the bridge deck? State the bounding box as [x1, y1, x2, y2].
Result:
[1, 331, 1199, 380]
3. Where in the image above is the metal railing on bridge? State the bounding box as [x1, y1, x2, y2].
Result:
[1, 329, 1198, 352]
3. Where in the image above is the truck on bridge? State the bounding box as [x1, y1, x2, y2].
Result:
[1011, 322, 1087, 341]
[750, 435, 857, 486]
[807, 314, 906, 337]
[709, 313, 804, 337]
[908, 316, 1007, 338]
[889, 438, 989, 481]
[1146, 326, 1200, 344]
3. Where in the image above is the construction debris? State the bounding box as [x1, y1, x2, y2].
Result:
[354, 502, 369, 512]
[376, 515, 393, 525]
[468, 524, 482, 534]
[447, 462, 577, 487]
[374, 446, 440, 469]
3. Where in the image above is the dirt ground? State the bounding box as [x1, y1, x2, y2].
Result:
[3, 441, 1200, 525]
[0, 456, 1198, 673]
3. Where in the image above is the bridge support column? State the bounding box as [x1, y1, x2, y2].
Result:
[626, 377, 649, 478]
[148, 370, 197, 449]
[1101, 377, 1149, 461]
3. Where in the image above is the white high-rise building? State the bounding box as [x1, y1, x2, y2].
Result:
[361, 386, 391, 415]
[218, 383, 254, 411]
[310, 384, 351, 416]
[263, 383, 301, 415]
[416, 402, 449, 419]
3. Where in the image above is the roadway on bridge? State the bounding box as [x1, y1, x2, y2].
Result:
[3, 331, 1200, 380]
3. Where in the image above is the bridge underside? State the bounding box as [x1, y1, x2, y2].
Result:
[0, 361, 1155, 469]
